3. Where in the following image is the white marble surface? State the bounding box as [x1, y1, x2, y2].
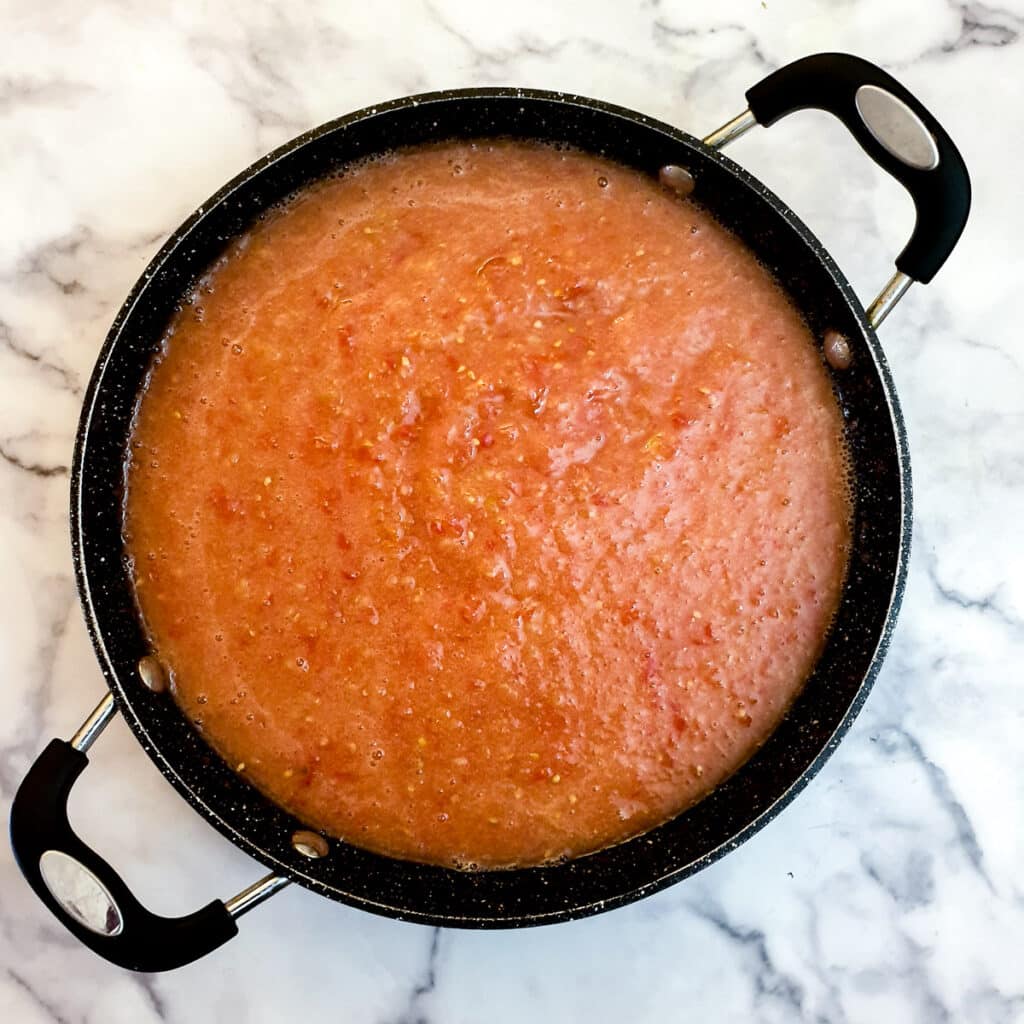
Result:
[2, 0, 1022, 1020]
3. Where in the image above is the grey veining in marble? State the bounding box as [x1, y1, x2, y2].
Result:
[1, 0, 1022, 1021]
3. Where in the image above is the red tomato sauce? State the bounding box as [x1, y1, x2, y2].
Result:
[124, 141, 851, 868]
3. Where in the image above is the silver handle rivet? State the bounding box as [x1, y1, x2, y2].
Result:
[824, 330, 853, 370]
[658, 165, 696, 198]
[291, 830, 329, 859]
[137, 655, 169, 693]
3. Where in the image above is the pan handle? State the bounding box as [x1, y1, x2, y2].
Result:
[703, 53, 971, 326]
[8, 693, 289, 972]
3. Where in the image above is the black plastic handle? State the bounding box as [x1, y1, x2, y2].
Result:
[745, 52, 971, 283]
[9, 738, 238, 972]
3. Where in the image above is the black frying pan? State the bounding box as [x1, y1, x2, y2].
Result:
[9, 53, 970, 971]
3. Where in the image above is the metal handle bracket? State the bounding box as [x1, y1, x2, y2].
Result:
[9, 693, 289, 971]
[702, 53, 971, 328]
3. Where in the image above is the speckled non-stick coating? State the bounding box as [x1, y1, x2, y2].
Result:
[71, 89, 910, 927]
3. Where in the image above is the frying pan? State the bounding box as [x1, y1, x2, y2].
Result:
[9, 53, 970, 971]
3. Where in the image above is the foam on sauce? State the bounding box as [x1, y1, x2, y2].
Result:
[124, 141, 851, 868]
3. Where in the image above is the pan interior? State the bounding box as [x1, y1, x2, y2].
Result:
[72, 89, 908, 927]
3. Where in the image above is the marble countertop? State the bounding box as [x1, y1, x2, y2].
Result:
[2, 1, 1022, 1020]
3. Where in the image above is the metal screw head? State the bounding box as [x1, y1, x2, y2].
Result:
[291, 830, 329, 859]
[137, 655, 169, 693]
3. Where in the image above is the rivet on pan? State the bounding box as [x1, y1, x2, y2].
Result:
[824, 329, 853, 370]
[137, 655, 169, 693]
[291, 830, 329, 859]
[658, 164, 696, 198]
